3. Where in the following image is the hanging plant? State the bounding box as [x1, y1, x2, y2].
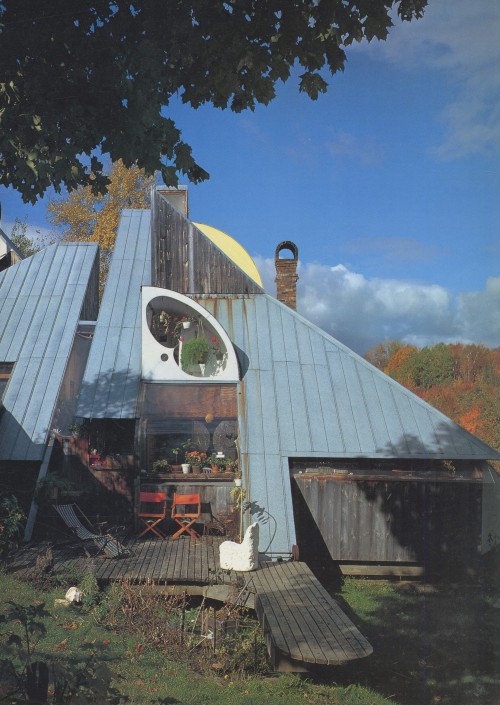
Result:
[181, 337, 210, 370]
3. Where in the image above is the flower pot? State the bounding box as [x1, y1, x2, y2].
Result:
[234, 478, 242, 487]
[182, 321, 191, 329]
[181, 463, 191, 474]
[191, 465, 202, 474]
[211, 464, 221, 473]
[171, 464, 182, 473]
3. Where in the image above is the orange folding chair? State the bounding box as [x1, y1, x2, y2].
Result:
[137, 491, 168, 539]
[171, 493, 201, 539]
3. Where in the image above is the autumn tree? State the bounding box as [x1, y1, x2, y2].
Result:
[48, 160, 154, 292]
[380, 342, 500, 451]
[364, 340, 404, 370]
[0, 1, 428, 203]
[384, 345, 419, 389]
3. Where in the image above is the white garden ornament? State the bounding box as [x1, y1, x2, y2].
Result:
[219, 523, 259, 572]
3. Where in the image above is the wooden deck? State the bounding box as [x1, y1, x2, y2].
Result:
[6, 537, 372, 672]
[253, 560, 372, 670]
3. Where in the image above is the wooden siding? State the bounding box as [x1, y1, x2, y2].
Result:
[151, 190, 263, 295]
[292, 474, 483, 571]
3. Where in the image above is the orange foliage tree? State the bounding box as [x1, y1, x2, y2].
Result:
[367, 342, 500, 452]
[48, 161, 154, 294]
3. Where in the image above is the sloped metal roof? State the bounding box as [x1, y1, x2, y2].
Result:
[198, 295, 500, 461]
[78, 206, 499, 553]
[77, 210, 151, 418]
[80, 207, 500, 454]
[0, 243, 99, 460]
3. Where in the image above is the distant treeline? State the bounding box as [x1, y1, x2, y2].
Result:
[364, 342, 500, 452]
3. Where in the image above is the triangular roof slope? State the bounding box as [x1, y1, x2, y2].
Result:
[78, 195, 500, 460]
[0, 243, 99, 460]
[199, 294, 500, 461]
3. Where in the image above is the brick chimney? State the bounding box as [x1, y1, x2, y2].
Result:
[274, 241, 299, 310]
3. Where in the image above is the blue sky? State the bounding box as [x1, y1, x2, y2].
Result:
[1, 0, 499, 354]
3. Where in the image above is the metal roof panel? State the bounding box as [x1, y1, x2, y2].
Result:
[0, 243, 98, 461]
[77, 209, 151, 418]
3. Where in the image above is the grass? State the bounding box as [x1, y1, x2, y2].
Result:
[333, 578, 499, 705]
[1, 567, 498, 705]
[0, 570, 390, 705]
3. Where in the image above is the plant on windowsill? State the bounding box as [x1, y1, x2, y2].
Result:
[207, 454, 223, 473]
[185, 450, 207, 475]
[151, 459, 171, 475]
[181, 336, 210, 370]
[170, 447, 182, 472]
[225, 459, 238, 476]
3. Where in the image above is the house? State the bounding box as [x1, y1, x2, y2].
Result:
[1, 187, 499, 575]
[0, 226, 23, 272]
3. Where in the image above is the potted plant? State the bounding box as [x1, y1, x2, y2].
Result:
[226, 459, 238, 476]
[207, 454, 223, 473]
[181, 336, 210, 370]
[68, 422, 85, 439]
[152, 459, 171, 475]
[170, 447, 182, 472]
[185, 450, 207, 475]
[210, 335, 225, 361]
[175, 314, 198, 332]
[233, 470, 242, 487]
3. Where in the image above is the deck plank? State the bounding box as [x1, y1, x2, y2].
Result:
[6, 539, 371, 671]
[251, 560, 372, 666]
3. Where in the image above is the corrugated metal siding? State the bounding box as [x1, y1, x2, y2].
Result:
[0, 243, 99, 461]
[77, 210, 151, 418]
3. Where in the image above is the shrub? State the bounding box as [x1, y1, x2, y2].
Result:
[0, 494, 25, 556]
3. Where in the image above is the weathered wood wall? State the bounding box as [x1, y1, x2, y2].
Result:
[292, 475, 482, 572]
[151, 190, 263, 294]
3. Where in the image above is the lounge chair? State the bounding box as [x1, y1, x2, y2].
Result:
[53, 503, 128, 558]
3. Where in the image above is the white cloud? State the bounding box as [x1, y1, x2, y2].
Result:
[254, 256, 500, 354]
[361, 0, 500, 158]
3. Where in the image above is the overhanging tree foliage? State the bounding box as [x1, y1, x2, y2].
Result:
[0, 0, 427, 203]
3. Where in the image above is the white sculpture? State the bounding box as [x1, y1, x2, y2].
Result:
[219, 522, 259, 572]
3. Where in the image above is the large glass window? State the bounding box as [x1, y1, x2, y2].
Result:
[138, 383, 238, 470]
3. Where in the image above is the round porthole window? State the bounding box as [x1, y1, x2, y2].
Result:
[160, 353, 168, 362]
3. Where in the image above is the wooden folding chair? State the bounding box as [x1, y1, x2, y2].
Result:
[137, 492, 168, 539]
[53, 504, 128, 558]
[171, 493, 201, 539]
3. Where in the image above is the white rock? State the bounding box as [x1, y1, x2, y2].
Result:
[65, 587, 83, 603]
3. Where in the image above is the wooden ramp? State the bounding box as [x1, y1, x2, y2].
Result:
[6, 538, 372, 672]
[251, 560, 373, 671]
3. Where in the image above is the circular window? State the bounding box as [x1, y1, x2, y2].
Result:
[160, 353, 168, 362]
